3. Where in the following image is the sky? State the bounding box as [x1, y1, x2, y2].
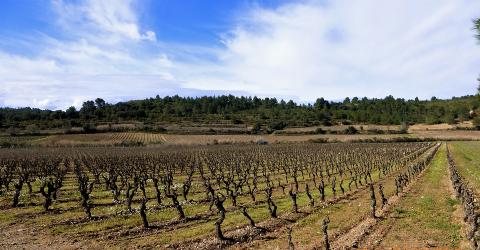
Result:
[0, 0, 479, 110]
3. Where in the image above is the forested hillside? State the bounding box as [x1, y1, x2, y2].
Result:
[1, 94, 479, 130]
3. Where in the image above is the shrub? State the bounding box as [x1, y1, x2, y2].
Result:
[473, 116, 480, 129]
[232, 119, 243, 124]
[308, 138, 328, 143]
[251, 122, 262, 134]
[344, 126, 358, 135]
[367, 129, 384, 134]
[82, 123, 97, 133]
[315, 127, 326, 134]
[320, 119, 332, 126]
[207, 128, 216, 134]
[268, 121, 287, 131]
[117, 141, 144, 147]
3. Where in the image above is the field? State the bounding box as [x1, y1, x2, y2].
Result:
[1, 121, 479, 148]
[1, 140, 479, 249]
[3, 133, 406, 147]
[2, 125, 480, 147]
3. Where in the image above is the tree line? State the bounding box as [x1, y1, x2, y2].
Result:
[0, 94, 479, 130]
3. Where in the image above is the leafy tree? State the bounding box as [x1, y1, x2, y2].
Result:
[314, 98, 328, 109]
[80, 101, 96, 120]
[65, 106, 79, 119]
[95, 98, 106, 109]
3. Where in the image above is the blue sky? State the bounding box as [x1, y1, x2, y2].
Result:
[0, 0, 479, 110]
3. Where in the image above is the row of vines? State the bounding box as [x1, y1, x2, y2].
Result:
[0, 142, 437, 247]
[447, 144, 480, 248]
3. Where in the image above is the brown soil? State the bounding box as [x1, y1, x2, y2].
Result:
[0, 222, 100, 250]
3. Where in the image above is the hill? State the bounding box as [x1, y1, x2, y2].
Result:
[1, 94, 479, 134]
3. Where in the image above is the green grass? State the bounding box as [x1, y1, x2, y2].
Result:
[379, 144, 463, 248]
[450, 141, 480, 192]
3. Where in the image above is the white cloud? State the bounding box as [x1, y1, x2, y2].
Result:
[1, 0, 480, 110]
[181, 0, 480, 101]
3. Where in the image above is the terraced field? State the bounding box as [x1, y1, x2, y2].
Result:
[13, 132, 410, 146]
[4, 128, 480, 148]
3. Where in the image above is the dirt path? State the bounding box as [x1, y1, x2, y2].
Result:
[360, 144, 465, 249]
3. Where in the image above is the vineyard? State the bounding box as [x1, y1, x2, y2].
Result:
[1, 141, 477, 249]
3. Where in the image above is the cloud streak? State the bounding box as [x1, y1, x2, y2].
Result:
[52, 0, 156, 42]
